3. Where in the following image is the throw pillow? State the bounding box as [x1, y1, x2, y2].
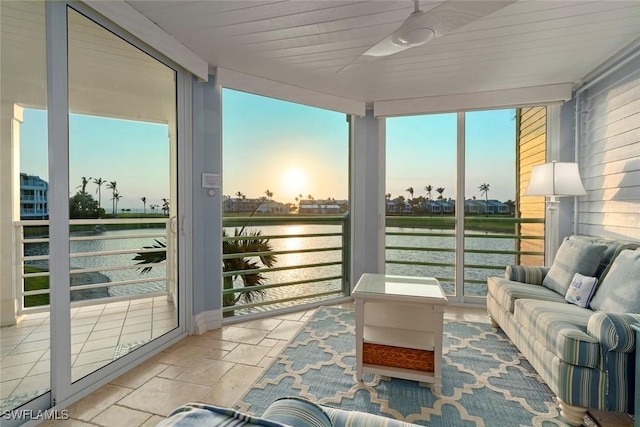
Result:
[564, 273, 598, 308]
[590, 249, 640, 313]
[542, 239, 606, 295]
[262, 397, 333, 427]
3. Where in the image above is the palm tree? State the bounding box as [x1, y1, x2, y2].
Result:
[222, 228, 276, 315]
[406, 187, 414, 199]
[162, 198, 169, 216]
[424, 185, 433, 200]
[93, 177, 105, 208]
[77, 176, 92, 194]
[436, 187, 445, 199]
[479, 183, 490, 202]
[265, 189, 273, 200]
[134, 201, 277, 317]
[112, 191, 121, 214]
[106, 181, 118, 214]
[385, 193, 391, 200]
[479, 183, 490, 215]
[235, 191, 244, 212]
[140, 196, 147, 215]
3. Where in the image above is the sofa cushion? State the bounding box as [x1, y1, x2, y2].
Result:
[542, 239, 606, 295]
[564, 273, 598, 308]
[504, 265, 550, 285]
[590, 249, 640, 314]
[322, 406, 417, 427]
[513, 299, 600, 368]
[568, 235, 634, 283]
[262, 397, 333, 427]
[488, 276, 565, 313]
[157, 403, 289, 427]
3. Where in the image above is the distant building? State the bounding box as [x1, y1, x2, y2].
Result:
[20, 173, 49, 220]
[386, 198, 511, 215]
[386, 198, 411, 214]
[256, 200, 288, 214]
[298, 199, 345, 214]
[223, 196, 290, 214]
[465, 199, 510, 215]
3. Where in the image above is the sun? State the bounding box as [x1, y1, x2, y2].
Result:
[282, 167, 307, 198]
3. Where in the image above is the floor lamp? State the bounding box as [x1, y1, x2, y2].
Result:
[524, 161, 586, 263]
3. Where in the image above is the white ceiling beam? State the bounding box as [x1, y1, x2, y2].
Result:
[215, 67, 365, 116]
[373, 83, 573, 117]
[83, 0, 208, 81]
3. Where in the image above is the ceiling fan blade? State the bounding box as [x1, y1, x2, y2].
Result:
[362, 34, 411, 58]
[360, 0, 514, 59]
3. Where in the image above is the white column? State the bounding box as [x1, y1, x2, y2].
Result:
[350, 110, 386, 289]
[0, 104, 23, 326]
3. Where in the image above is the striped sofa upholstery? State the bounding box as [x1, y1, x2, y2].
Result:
[159, 397, 419, 427]
[487, 235, 639, 426]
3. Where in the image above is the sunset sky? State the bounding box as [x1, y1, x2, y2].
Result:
[20, 89, 515, 209]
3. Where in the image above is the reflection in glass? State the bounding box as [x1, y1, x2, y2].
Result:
[67, 7, 177, 383]
[0, 0, 50, 412]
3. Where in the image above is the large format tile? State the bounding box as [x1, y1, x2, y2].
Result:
[215, 326, 269, 345]
[174, 358, 235, 387]
[66, 383, 133, 421]
[91, 404, 151, 427]
[222, 343, 271, 366]
[117, 377, 209, 416]
[198, 364, 264, 408]
[266, 320, 305, 341]
[110, 362, 169, 389]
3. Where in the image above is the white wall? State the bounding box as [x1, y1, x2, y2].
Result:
[576, 53, 640, 241]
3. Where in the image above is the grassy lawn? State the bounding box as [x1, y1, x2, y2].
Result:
[24, 266, 50, 307]
[386, 215, 519, 233]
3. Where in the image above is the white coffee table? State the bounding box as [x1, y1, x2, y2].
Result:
[353, 273, 448, 388]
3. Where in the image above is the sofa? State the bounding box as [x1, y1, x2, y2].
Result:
[487, 234, 640, 426]
[158, 396, 418, 427]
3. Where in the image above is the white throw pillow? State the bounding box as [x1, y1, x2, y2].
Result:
[565, 273, 598, 308]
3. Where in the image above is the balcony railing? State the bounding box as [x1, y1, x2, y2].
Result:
[15, 215, 351, 318]
[15, 218, 174, 314]
[385, 216, 544, 297]
[222, 214, 350, 317]
[15, 214, 541, 318]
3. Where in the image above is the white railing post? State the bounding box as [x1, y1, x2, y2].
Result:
[15, 222, 25, 314]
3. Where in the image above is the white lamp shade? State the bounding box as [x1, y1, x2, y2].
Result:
[524, 162, 586, 197]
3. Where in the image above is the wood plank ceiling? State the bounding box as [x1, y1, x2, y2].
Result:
[127, 0, 640, 103]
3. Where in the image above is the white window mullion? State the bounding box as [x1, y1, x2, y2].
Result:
[46, 0, 72, 406]
[455, 112, 465, 302]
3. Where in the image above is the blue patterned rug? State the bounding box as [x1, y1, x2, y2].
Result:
[237, 306, 586, 426]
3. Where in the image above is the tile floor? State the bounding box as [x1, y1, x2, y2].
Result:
[0, 296, 176, 409]
[30, 303, 491, 426]
[5, 303, 632, 426]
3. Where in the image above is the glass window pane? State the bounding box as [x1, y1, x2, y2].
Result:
[67, 7, 178, 383]
[464, 109, 516, 297]
[1, 0, 50, 412]
[221, 89, 349, 316]
[385, 114, 457, 296]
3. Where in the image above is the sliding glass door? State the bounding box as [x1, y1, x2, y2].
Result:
[0, 2, 188, 422]
[66, 6, 179, 384]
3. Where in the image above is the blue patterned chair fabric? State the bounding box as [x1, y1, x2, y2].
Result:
[158, 397, 419, 427]
[487, 235, 640, 425]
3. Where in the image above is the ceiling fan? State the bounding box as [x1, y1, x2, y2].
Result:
[361, 0, 514, 58]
